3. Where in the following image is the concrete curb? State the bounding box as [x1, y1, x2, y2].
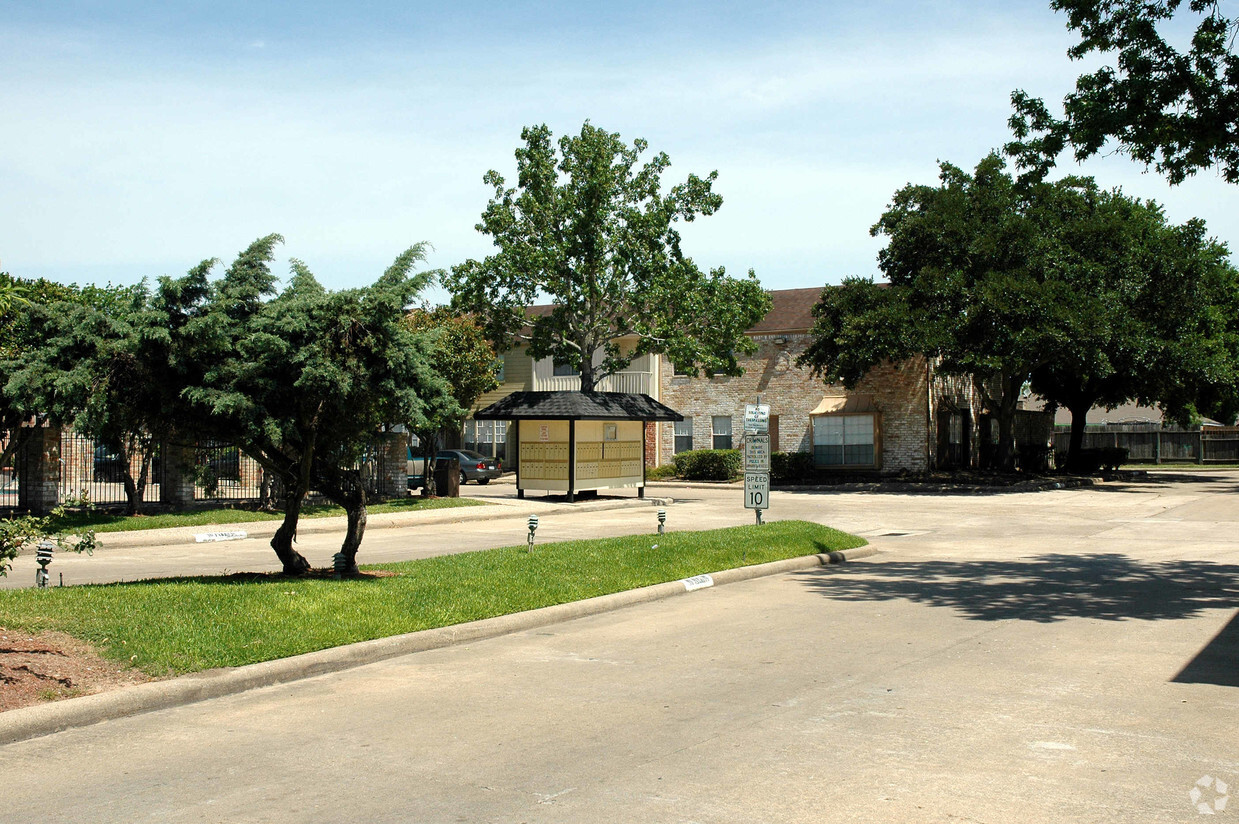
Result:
[94, 496, 674, 550]
[0, 545, 878, 747]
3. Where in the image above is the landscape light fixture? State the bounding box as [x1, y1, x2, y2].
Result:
[657, 509, 666, 535]
[527, 514, 539, 552]
[35, 540, 54, 588]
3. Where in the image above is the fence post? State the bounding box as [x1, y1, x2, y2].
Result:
[160, 440, 198, 508]
[1155, 429, 1162, 464]
[377, 431, 408, 499]
[1198, 429, 1205, 464]
[17, 424, 61, 515]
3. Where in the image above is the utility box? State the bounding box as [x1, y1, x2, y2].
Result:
[434, 457, 460, 497]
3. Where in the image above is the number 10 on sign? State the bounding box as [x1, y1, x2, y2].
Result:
[744, 472, 769, 510]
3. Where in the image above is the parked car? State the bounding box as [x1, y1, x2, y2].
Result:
[437, 449, 502, 485]
[93, 444, 126, 482]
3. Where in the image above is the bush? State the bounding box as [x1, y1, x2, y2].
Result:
[1016, 444, 1052, 473]
[646, 463, 677, 480]
[671, 449, 742, 481]
[0, 507, 96, 578]
[1061, 447, 1129, 474]
[771, 451, 815, 483]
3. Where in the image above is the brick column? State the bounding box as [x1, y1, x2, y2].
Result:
[160, 441, 198, 508]
[18, 425, 61, 514]
[377, 432, 408, 499]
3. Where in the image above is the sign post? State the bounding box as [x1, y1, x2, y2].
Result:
[742, 399, 771, 525]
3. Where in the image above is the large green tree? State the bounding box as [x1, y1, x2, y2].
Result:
[802, 154, 1239, 469]
[1009, 1, 1239, 183]
[6, 282, 177, 515]
[802, 156, 1108, 469]
[1029, 194, 1239, 460]
[165, 236, 450, 574]
[404, 307, 499, 496]
[446, 122, 771, 391]
[0, 274, 94, 472]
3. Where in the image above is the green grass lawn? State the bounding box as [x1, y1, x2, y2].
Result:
[0, 520, 864, 675]
[46, 495, 484, 534]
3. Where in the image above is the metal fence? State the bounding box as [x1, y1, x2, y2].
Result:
[59, 430, 163, 507]
[191, 440, 264, 502]
[1, 427, 404, 513]
[1053, 425, 1239, 464]
[0, 429, 20, 510]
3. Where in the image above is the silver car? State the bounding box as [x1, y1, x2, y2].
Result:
[438, 449, 502, 485]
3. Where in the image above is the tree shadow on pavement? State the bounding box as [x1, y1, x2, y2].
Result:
[799, 553, 1239, 624]
[801, 554, 1239, 686]
[1173, 609, 1239, 687]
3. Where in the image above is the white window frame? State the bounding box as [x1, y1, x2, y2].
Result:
[812, 414, 877, 467]
[674, 417, 693, 453]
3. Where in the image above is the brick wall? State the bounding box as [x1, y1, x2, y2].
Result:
[658, 335, 933, 473]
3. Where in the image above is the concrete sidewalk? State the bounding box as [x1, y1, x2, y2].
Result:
[92, 490, 671, 550]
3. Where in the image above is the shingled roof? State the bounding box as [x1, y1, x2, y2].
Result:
[524, 286, 828, 337]
[473, 391, 683, 422]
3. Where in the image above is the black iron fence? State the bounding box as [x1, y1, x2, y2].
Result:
[0, 429, 20, 510]
[1053, 425, 1239, 464]
[1, 427, 404, 514]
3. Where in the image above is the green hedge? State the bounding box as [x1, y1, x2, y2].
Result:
[771, 451, 815, 482]
[671, 449, 742, 481]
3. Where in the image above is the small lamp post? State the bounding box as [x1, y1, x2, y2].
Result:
[35, 540, 54, 588]
[527, 514, 539, 552]
[332, 552, 348, 580]
[657, 509, 666, 535]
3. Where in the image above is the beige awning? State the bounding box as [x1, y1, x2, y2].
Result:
[810, 394, 876, 415]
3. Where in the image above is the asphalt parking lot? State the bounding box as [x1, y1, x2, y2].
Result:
[2, 471, 1237, 822]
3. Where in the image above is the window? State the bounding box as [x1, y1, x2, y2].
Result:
[672, 361, 691, 377]
[493, 356, 505, 383]
[674, 417, 693, 454]
[462, 419, 508, 462]
[552, 359, 577, 377]
[813, 414, 876, 466]
[711, 415, 732, 450]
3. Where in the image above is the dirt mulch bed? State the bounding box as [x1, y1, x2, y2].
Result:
[0, 628, 152, 713]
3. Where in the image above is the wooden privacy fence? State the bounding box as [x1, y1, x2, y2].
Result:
[1053, 425, 1239, 464]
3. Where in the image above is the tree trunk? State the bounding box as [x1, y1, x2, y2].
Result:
[271, 481, 311, 575]
[1067, 401, 1091, 471]
[993, 374, 1024, 472]
[419, 430, 439, 497]
[579, 360, 597, 393]
[339, 492, 367, 575]
[313, 463, 367, 574]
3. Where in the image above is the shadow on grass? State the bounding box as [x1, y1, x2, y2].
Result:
[91, 569, 397, 587]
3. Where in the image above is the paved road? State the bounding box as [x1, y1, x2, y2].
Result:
[7, 470, 1238, 587]
[2, 471, 1237, 821]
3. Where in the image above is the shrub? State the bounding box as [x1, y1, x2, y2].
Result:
[771, 451, 815, 482]
[671, 449, 742, 481]
[1016, 444, 1052, 473]
[646, 463, 677, 480]
[1061, 447, 1128, 474]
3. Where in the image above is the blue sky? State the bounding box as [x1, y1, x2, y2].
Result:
[3, 1, 1234, 300]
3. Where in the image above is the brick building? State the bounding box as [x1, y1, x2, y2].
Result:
[465, 287, 1052, 474]
[657, 287, 950, 473]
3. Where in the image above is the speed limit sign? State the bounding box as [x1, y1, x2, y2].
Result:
[744, 472, 769, 510]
